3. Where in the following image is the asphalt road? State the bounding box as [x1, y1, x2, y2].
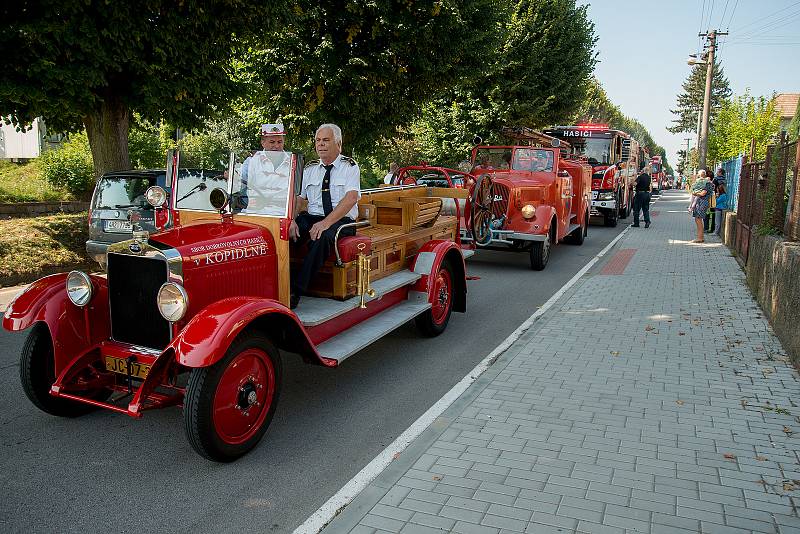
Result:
[0, 218, 630, 533]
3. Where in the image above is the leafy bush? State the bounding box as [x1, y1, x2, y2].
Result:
[40, 132, 94, 196]
[129, 119, 166, 169]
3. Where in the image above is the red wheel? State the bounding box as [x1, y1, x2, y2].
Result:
[415, 262, 454, 337]
[184, 333, 281, 462]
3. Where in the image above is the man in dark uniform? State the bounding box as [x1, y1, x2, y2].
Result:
[288, 123, 361, 309]
[632, 167, 652, 228]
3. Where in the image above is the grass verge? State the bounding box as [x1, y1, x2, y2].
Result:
[0, 160, 69, 203]
[0, 212, 95, 287]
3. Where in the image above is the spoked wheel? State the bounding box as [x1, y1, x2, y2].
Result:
[530, 227, 553, 270]
[20, 323, 106, 417]
[415, 262, 454, 337]
[184, 333, 281, 462]
[470, 175, 494, 246]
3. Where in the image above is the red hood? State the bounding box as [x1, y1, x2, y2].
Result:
[150, 219, 276, 260]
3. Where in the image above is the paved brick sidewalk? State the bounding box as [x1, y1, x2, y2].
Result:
[320, 190, 800, 534]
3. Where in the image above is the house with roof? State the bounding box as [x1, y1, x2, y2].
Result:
[774, 93, 799, 132]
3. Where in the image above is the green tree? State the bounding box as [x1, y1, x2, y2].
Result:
[0, 1, 281, 179]
[413, 0, 597, 164]
[241, 0, 502, 153]
[787, 98, 800, 142]
[708, 91, 780, 162]
[668, 60, 732, 134]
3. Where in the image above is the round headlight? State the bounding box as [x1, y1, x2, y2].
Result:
[157, 282, 188, 322]
[66, 271, 93, 307]
[521, 204, 536, 219]
[145, 186, 167, 207]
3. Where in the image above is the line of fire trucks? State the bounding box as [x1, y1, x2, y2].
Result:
[3, 121, 666, 462]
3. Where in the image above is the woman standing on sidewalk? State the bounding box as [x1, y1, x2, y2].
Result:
[690, 170, 714, 243]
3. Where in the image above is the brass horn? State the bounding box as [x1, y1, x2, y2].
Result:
[357, 242, 375, 308]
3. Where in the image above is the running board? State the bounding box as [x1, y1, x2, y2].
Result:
[296, 270, 422, 327]
[462, 248, 475, 260]
[316, 293, 431, 364]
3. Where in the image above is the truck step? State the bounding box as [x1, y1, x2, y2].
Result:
[461, 248, 475, 260]
[570, 213, 578, 221]
[567, 223, 581, 235]
[295, 270, 421, 327]
[316, 293, 431, 364]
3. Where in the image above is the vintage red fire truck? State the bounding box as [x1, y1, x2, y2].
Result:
[544, 124, 641, 227]
[464, 128, 592, 270]
[3, 149, 473, 461]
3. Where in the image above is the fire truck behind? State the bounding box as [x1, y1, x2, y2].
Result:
[650, 155, 665, 194]
[544, 124, 641, 228]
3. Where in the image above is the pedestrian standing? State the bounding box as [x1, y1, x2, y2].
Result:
[690, 170, 713, 243]
[714, 183, 729, 236]
[703, 169, 716, 233]
[631, 167, 652, 228]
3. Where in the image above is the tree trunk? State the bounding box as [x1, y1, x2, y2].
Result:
[83, 96, 131, 181]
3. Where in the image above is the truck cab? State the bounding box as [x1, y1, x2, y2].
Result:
[3, 147, 472, 462]
[463, 129, 592, 270]
[545, 124, 641, 227]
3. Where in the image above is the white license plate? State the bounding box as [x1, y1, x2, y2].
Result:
[591, 191, 598, 199]
[105, 220, 132, 232]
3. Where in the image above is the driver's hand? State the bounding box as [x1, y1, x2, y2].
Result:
[289, 220, 300, 241]
[309, 220, 330, 240]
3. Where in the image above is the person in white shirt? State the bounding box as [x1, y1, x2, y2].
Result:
[289, 123, 361, 308]
[383, 162, 399, 184]
[239, 123, 291, 215]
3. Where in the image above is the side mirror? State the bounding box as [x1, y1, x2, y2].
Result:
[209, 188, 229, 212]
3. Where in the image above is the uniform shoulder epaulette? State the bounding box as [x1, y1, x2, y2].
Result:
[341, 155, 358, 166]
[305, 159, 320, 168]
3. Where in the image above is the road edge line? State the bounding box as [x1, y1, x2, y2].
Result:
[293, 225, 631, 534]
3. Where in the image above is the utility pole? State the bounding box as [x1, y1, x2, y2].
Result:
[684, 137, 692, 178]
[697, 30, 727, 169]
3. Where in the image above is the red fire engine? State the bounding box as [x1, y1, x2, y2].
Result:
[544, 124, 641, 227]
[650, 155, 665, 193]
[3, 148, 473, 461]
[464, 128, 592, 270]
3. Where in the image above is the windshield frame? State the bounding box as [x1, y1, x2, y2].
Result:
[225, 149, 298, 219]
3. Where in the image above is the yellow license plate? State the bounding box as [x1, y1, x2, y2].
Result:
[104, 356, 151, 380]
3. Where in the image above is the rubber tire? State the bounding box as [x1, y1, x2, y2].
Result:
[565, 212, 587, 246]
[415, 262, 454, 337]
[604, 209, 618, 227]
[184, 333, 282, 462]
[529, 228, 552, 270]
[20, 323, 98, 417]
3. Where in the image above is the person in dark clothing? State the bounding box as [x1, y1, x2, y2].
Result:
[631, 167, 652, 228]
[704, 169, 716, 232]
[288, 123, 361, 309]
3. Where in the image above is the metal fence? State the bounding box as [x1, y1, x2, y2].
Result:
[720, 154, 742, 212]
[734, 134, 800, 262]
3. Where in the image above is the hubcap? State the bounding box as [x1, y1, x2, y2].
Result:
[213, 349, 276, 445]
[431, 269, 452, 325]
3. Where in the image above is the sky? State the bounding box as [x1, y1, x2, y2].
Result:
[582, 0, 800, 173]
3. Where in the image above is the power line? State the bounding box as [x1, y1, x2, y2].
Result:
[733, 8, 800, 40]
[731, 1, 800, 33]
[718, 0, 731, 29]
[706, 0, 716, 30]
[725, 0, 740, 29]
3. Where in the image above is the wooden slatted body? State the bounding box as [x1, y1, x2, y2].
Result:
[297, 187, 461, 300]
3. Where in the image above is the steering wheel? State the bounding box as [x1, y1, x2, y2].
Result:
[470, 174, 494, 246]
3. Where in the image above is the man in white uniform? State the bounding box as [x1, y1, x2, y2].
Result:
[240, 123, 291, 216]
[289, 123, 360, 308]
